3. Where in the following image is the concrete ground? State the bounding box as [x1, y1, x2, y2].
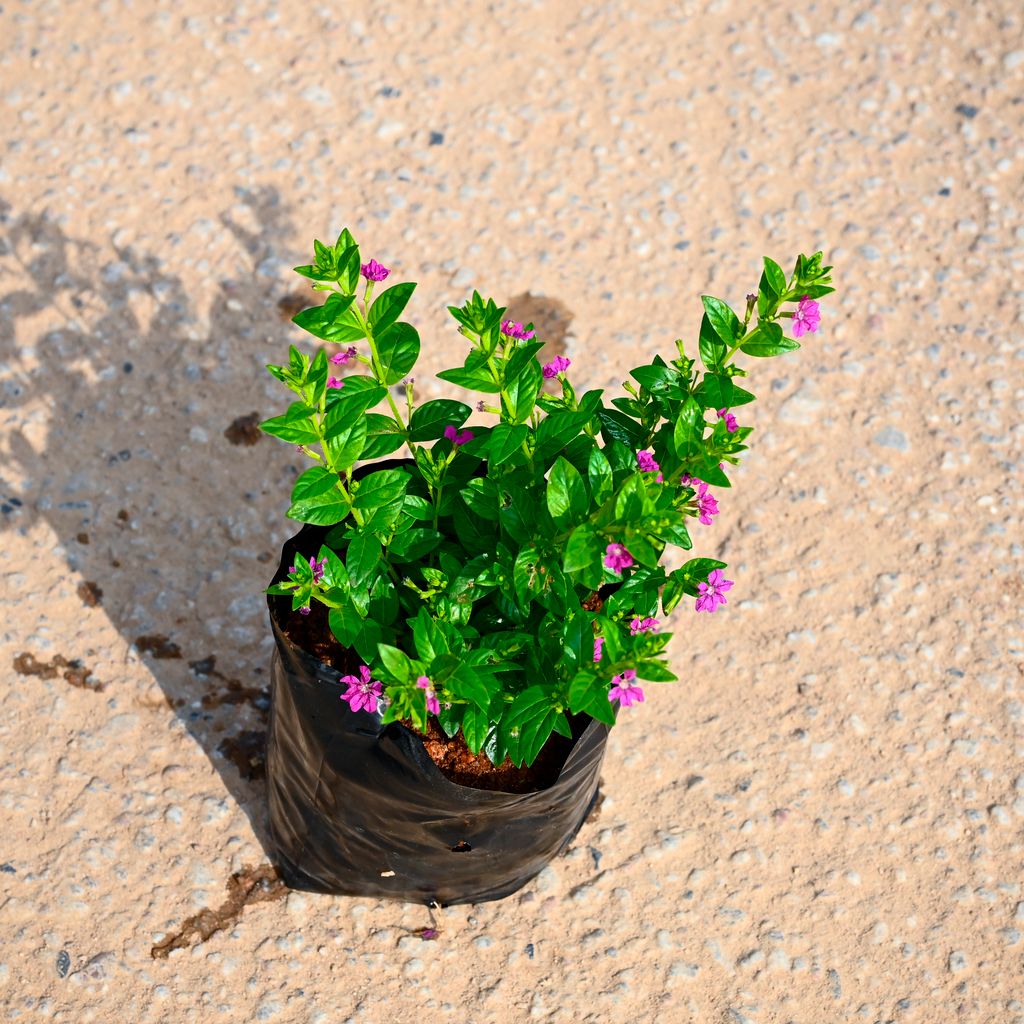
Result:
[1, 1, 1022, 1021]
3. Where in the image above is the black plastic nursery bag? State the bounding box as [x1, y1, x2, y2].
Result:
[265, 526, 609, 906]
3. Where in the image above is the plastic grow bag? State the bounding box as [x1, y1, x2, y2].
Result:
[265, 524, 609, 906]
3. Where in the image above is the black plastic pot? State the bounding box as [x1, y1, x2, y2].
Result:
[264, 522, 609, 906]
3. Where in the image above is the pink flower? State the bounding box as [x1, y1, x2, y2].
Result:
[287, 564, 298, 575]
[791, 295, 821, 338]
[695, 569, 734, 613]
[717, 408, 738, 433]
[542, 356, 571, 379]
[604, 543, 634, 574]
[340, 664, 384, 713]
[298, 605, 311, 616]
[309, 555, 327, 585]
[360, 259, 390, 282]
[629, 616, 659, 635]
[443, 424, 474, 446]
[680, 473, 694, 487]
[593, 636, 605, 663]
[416, 675, 440, 715]
[331, 346, 357, 365]
[500, 319, 536, 341]
[327, 376, 345, 389]
[636, 450, 664, 483]
[608, 668, 645, 708]
[695, 482, 719, 526]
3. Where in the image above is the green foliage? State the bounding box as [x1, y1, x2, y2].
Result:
[263, 230, 833, 765]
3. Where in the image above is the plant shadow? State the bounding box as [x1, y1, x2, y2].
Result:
[0, 188, 316, 853]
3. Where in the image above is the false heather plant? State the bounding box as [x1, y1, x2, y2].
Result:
[263, 230, 833, 766]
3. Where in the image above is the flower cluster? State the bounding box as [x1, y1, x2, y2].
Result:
[264, 232, 832, 764]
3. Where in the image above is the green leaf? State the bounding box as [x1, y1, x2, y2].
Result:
[513, 545, 542, 608]
[325, 385, 387, 433]
[630, 363, 681, 394]
[361, 413, 406, 458]
[260, 402, 319, 445]
[368, 282, 416, 335]
[698, 313, 726, 371]
[377, 643, 414, 683]
[287, 490, 349, 526]
[408, 399, 472, 442]
[353, 618, 383, 665]
[461, 477, 500, 520]
[461, 704, 490, 754]
[563, 525, 602, 573]
[328, 602, 362, 648]
[587, 447, 614, 504]
[352, 468, 408, 510]
[672, 396, 703, 461]
[290, 466, 340, 504]
[740, 321, 800, 357]
[388, 528, 442, 562]
[346, 533, 381, 588]
[291, 293, 357, 342]
[614, 474, 646, 522]
[567, 670, 616, 725]
[368, 576, 398, 626]
[761, 256, 786, 297]
[375, 321, 420, 385]
[503, 341, 545, 382]
[487, 423, 528, 467]
[324, 416, 367, 471]
[437, 355, 502, 394]
[414, 608, 448, 662]
[546, 456, 587, 527]
[502, 686, 561, 767]
[634, 660, 678, 682]
[535, 410, 589, 462]
[597, 408, 646, 449]
[449, 663, 493, 711]
[503, 357, 543, 425]
[698, 374, 734, 411]
[701, 295, 741, 347]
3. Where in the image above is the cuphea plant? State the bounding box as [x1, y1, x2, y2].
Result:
[263, 230, 833, 766]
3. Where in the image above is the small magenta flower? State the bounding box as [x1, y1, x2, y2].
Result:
[500, 319, 536, 341]
[542, 355, 571, 379]
[791, 295, 821, 338]
[298, 605, 311, 616]
[443, 424, 474, 446]
[608, 668, 645, 708]
[327, 376, 345, 390]
[680, 472, 694, 487]
[287, 564, 298, 576]
[695, 569, 734, 613]
[695, 482, 720, 526]
[340, 664, 384, 713]
[604, 543, 634, 574]
[476, 399, 486, 412]
[593, 636, 605, 663]
[416, 675, 440, 715]
[331, 346, 357, 366]
[636, 450, 664, 483]
[360, 259, 390, 282]
[717, 408, 738, 433]
[629, 616, 659, 636]
[309, 555, 327, 585]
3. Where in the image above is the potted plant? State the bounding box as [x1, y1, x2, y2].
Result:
[260, 231, 833, 905]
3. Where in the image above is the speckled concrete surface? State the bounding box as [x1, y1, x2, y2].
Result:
[1, 1, 1023, 1021]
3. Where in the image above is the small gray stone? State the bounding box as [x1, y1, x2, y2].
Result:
[873, 426, 909, 451]
[949, 950, 968, 972]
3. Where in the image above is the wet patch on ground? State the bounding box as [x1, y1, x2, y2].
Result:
[13, 652, 103, 691]
[150, 865, 287, 959]
[224, 412, 262, 446]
